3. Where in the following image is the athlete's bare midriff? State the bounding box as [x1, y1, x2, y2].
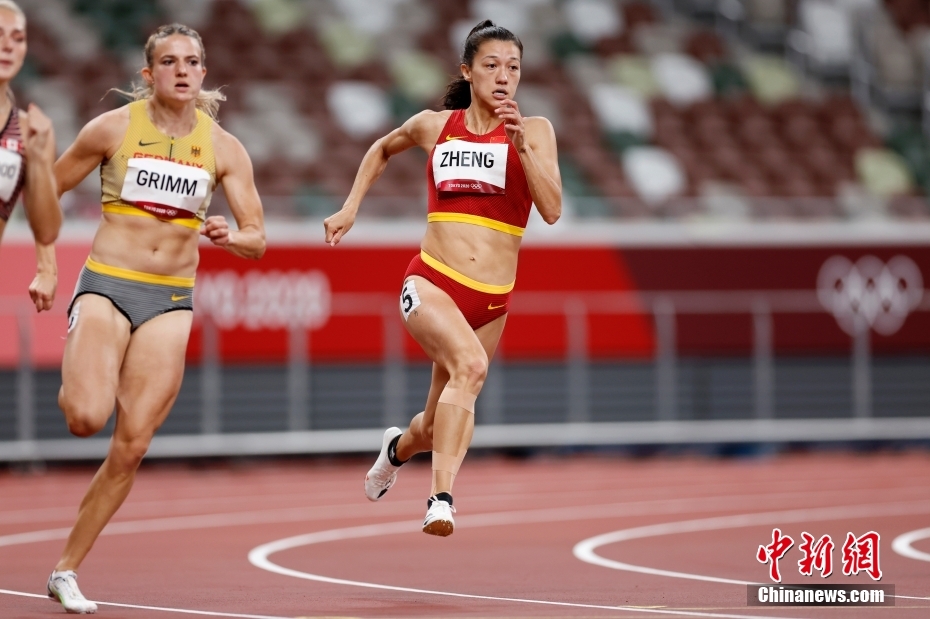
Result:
[421, 220, 520, 285]
[90, 213, 200, 277]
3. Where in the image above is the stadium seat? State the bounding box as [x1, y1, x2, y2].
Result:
[651, 53, 713, 106]
[587, 83, 653, 137]
[623, 146, 687, 204]
[741, 55, 800, 104]
[855, 148, 915, 196]
[327, 81, 392, 139]
[563, 0, 623, 45]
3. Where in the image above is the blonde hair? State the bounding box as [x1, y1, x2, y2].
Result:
[0, 1, 25, 104]
[0, 0, 24, 20]
[115, 23, 225, 120]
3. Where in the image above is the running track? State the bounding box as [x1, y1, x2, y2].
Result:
[1, 452, 928, 618]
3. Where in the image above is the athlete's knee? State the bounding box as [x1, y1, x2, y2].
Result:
[60, 395, 109, 438]
[448, 351, 488, 391]
[110, 435, 152, 471]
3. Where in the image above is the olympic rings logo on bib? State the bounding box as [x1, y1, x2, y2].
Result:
[433, 140, 508, 196]
[120, 157, 211, 218]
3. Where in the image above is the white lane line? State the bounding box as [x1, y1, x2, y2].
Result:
[4, 496, 925, 617]
[573, 500, 930, 592]
[248, 515, 807, 619]
[0, 588, 292, 619]
[0, 493, 823, 619]
[3, 478, 922, 525]
[0, 500, 427, 548]
[2, 488, 919, 549]
[892, 527, 930, 563]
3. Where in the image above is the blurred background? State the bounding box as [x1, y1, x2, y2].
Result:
[1, 0, 929, 462]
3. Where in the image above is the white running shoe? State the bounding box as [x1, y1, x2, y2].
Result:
[364, 427, 403, 501]
[47, 570, 97, 614]
[422, 497, 456, 537]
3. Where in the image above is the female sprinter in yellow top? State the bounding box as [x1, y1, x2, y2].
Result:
[42, 24, 266, 613]
[0, 1, 61, 249]
[324, 21, 561, 536]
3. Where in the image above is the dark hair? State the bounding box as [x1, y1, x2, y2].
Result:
[442, 20, 523, 110]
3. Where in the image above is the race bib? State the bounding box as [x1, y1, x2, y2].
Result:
[0, 146, 23, 203]
[432, 140, 507, 195]
[400, 278, 421, 321]
[120, 157, 211, 219]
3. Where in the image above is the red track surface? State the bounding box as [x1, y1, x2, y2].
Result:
[1, 452, 929, 618]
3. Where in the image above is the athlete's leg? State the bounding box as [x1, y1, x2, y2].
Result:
[58, 295, 132, 436]
[399, 275, 506, 495]
[55, 310, 192, 571]
[393, 362, 447, 459]
[395, 316, 505, 463]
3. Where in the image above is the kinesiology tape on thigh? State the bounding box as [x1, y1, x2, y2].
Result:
[437, 387, 477, 414]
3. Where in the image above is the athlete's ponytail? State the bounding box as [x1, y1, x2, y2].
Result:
[442, 20, 524, 110]
[114, 23, 225, 121]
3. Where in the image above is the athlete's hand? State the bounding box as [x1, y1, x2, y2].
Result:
[495, 99, 526, 152]
[29, 270, 57, 313]
[323, 207, 356, 247]
[22, 104, 56, 164]
[201, 216, 232, 246]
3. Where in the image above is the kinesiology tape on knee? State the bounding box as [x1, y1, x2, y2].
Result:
[432, 450, 467, 476]
[437, 387, 477, 414]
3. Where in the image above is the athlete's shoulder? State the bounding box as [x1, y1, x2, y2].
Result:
[95, 104, 132, 125]
[210, 121, 243, 152]
[210, 121, 250, 175]
[524, 115, 557, 146]
[524, 116, 555, 134]
[78, 105, 130, 148]
[406, 109, 452, 131]
[403, 109, 453, 147]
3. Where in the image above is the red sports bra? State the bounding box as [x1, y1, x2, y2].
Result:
[426, 109, 532, 237]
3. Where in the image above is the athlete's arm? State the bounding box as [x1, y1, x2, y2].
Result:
[208, 128, 265, 260]
[324, 110, 446, 246]
[21, 105, 62, 245]
[54, 107, 127, 196]
[29, 241, 57, 312]
[496, 100, 561, 224]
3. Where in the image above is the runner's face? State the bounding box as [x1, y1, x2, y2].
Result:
[0, 9, 26, 83]
[146, 35, 205, 103]
[463, 40, 521, 110]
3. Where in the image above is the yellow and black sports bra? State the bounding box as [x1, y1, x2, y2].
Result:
[100, 100, 216, 229]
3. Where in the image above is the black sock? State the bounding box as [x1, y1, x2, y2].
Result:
[387, 433, 407, 467]
[428, 491, 453, 508]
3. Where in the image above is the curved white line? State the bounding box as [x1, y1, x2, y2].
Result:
[3, 496, 926, 617]
[573, 500, 930, 587]
[0, 588, 291, 619]
[0, 493, 817, 619]
[892, 527, 930, 563]
[247, 521, 799, 619]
